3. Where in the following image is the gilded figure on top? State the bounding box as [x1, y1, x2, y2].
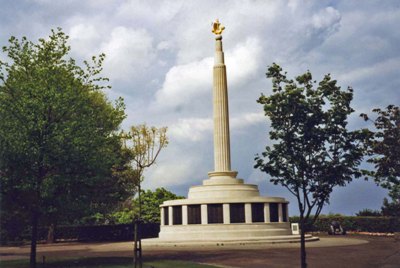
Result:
[212, 19, 225, 35]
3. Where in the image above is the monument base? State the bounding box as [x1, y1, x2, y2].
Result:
[159, 222, 292, 240]
[159, 180, 294, 242]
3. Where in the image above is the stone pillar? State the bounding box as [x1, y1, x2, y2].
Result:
[182, 205, 188, 225]
[201, 204, 208, 224]
[212, 35, 231, 173]
[245, 203, 252, 223]
[160, 207, 164, 226]
[264, 203, 270, 223]
[168, 206, 173, 226]
[223, 203, 230, 224]
[278, 203, 283, 223]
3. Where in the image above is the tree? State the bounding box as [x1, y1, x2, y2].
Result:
[0, 29, 125, 267]
[361, 105, 400, 204]
[255, 63, 366, 268]
[111, 188, 184, 224]
[381, 197, 400, 217]
[123, 124, 168, 267]
[355, 208, 381, 217]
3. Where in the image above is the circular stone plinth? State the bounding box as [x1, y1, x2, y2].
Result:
[143, 234, 319, 247]
[159, 223, 293, 241]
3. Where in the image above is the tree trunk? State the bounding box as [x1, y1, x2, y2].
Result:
[46, 223, 55, 244]
[300, 219, 307, 268]
[30, 211, 38, 268]
[133, 183, 142, 268]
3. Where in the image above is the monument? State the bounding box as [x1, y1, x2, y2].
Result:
[157, 20, 316, 243]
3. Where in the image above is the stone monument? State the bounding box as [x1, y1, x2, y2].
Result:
[157, 20, 315, 243]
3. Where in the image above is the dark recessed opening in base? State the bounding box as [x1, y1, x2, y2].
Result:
[164, 207, 169, 225]
[282, 203, 287, 222]
[208, 204, 223, 224]
[252, 203, 264, 222]
[230, 203, 245, 223]
[173, 206, 182, 225]
[269, 203, 279, 222]
[188, 205, 201, 224]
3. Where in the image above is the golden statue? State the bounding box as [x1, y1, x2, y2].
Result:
[212, 19, 225, 35]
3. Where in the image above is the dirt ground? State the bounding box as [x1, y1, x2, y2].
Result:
[1, 235, 399, 267]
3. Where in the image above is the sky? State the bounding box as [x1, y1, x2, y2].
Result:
[1, 0, 399, 216]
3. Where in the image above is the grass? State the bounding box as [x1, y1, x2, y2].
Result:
[0, 257, 217, 268]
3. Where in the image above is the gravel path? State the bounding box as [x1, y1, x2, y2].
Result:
[1, 235, 399, 267]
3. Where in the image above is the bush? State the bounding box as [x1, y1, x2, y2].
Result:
[356, 209, 382, 216]
[55, 223, 160, 242]
[290, 216, 400, 233]
[0, 223, 160, 245]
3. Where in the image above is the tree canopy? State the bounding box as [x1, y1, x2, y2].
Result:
[361, 105, 400, 202]
[255, 63, 366, 268]
[111, 187, 184, 224]
[0, 28, 128, 267]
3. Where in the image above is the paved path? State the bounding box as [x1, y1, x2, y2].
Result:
[1, 235, 399, 267]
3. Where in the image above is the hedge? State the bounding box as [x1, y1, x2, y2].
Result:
[289, 216, 400, 233]
[1, 223, 160, 245]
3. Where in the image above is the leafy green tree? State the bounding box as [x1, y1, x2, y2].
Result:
[361, 105, 400, 205]
[255, 63, 366, 268]
[0, 29, 125, 267]
[381, 198, 400, 217]
[111, 188, 184, 224]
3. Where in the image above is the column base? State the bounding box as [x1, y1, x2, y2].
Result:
[204, 171, 242, 185]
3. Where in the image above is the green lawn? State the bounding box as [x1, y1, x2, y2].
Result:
[0, 257, 217, 268]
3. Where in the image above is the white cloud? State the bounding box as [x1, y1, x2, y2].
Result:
[225, 37, 262, 87]
[153, 57, 213, 109]
[143, 157, 195, 189]
[101, 26, 155, 81]
[166, 112, 264, 143]
[231, 112, 265, 129]
[312, 7, 341, 30]
[338, 57, 400, 84]
[169, 117, 213, 142]
[153, 37, 262, 111]
[69, 23, 102, 58]
[117, 0, 184, 24]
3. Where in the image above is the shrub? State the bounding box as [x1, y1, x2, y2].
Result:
[356, 209, 382, 216]
[290, 215, 400, 233]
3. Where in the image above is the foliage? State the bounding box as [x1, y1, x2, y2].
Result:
[122, 124, 168, 264]
[0, 28, 126, 266]
[111, 188, 184, 224]
[356, 209, 381, 217]
[381, 197, 400, 217]
[290, 215, 400, 233]
[124, 124, 168, 181]
[138, 188, 184, 223]
[361, 105, 400, 203]
[255, 63, 366, 268]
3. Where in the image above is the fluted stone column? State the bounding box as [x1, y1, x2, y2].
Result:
[207, 34, 238, 182]
[213, 35, 231, 172]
